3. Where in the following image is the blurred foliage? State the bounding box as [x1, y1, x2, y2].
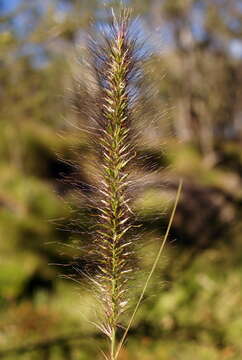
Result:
[0, 0, 242, 359]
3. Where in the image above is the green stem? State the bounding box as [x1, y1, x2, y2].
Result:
[114, 179, 183, 360]
[110, 326, 116, 360]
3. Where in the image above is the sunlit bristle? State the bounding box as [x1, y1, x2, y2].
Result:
[89, 10, 138, 335]
[73, 8, 146, 359]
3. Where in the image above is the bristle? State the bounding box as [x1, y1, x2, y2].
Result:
[90, 12, 137, 335]
[73, 8, 146, 359]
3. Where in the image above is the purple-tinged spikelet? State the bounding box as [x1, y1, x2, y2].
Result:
[89, 10, 138, 336]
[71, 9, 148, 359]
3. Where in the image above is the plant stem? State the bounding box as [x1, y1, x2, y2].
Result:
[110, 327, 116, 360]
[114, 179, 183, 360]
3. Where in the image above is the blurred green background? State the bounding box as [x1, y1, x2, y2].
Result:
[1, 0, 242, 359]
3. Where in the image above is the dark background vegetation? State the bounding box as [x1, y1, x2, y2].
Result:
[1, 0, 242, 359]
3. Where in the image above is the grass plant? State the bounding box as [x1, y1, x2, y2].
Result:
[69, 8, 182, 359]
